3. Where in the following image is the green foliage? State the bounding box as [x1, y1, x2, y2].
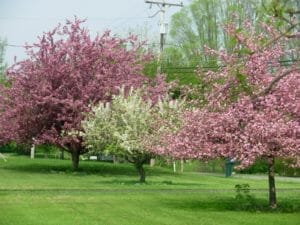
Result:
[143, 60, 159, 78]
[234, 183, 257, 212]
[159, 158, 300, 177]
[232, 183, 300, 212]
[275, 159, 300, 177]
[164, 71, 200, 85]
[159, 0, 270, 91]
[161, 0, 300, 86]
[260, 0, 300, 59]
[158, 159, 227, 173]
[239, 159, 269, 174]
[235, 183, 252, 200]
[228, 71, 253, 101]
[162, 47, 186, 67]
[238, 158, 300, 177]
[0, 142, 30, 155]
[34, 144, 64, 159]
[0, 142, 65, 159]
[196, 159, 225, 173]
[166, 0, 260, 67]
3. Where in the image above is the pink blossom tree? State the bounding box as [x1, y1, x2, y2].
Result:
[0, 18, 155, 170]
[153, 21, 300, 208]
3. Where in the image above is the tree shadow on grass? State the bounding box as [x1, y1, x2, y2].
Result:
[96, 179, 204, 187]
[1, 159, 175, 177]
[2, 162, 135, 175]
[162, 196, 300, 213]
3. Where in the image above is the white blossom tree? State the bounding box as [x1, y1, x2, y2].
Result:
[81, 87, 185, 182]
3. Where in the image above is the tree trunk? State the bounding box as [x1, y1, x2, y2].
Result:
[267, 156, 277, 209]
[71, 150, 80, 171]
[135, 163, 146, 183]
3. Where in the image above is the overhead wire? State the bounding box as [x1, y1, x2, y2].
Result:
[4, 42, 300, 71]
[0, 16, 148, 21]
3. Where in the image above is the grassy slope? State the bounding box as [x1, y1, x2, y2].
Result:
[0, 155, 299, 225]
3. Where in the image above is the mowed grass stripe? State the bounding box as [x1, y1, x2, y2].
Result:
[1, 191, 300, 225]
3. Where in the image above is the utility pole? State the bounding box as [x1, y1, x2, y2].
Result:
[145, 1, 183, 168]
[145, 0, 183, 73]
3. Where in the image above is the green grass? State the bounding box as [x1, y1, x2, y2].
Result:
[0, 155, 299, 225]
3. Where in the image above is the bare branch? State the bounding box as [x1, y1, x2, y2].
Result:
[285, 9, 300, 15]
[286, 33, 300, 38]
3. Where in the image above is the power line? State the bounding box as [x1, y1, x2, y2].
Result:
[163, 59, 300, 72]
[5, 42, 300, 66]
[5, 44, 26, 48]
[0, 16, 149, 21]
[99, 5, 153, 33]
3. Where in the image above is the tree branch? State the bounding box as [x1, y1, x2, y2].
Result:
[264, 23, 300, 49]
[285, 9, 300, 15]
[259, 67, 300, 96]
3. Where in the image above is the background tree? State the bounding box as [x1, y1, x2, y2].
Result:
[153, 20, 300, 209]
[159, 0, 265, 100]
[162, 0, 300, 85]
[0, 18, 152, 170]
[164, 0, 260, 67]
[261, 0, 300, 60]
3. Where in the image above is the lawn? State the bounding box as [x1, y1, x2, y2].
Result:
[0, 155, 299, 225]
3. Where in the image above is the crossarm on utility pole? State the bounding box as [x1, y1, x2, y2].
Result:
[145, 1, 183, 7]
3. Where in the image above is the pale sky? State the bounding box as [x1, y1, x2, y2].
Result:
[0, 0, 190, 65]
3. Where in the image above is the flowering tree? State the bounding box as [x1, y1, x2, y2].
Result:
[81, 87, 184, 182]
[82, 88, 153, 182]
[0, 18, 153, 170]
[154, 21, 300, 208]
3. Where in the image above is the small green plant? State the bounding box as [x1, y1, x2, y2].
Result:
[234, 183, 257, 210]
[235, 183, 251, 200]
